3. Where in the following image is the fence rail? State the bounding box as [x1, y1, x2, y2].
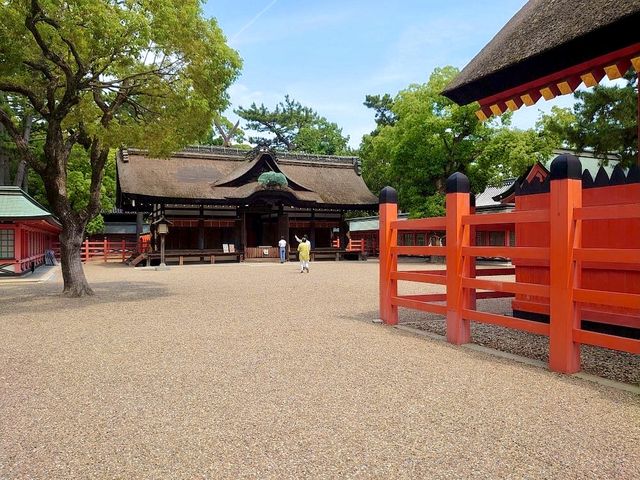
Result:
[331, 238, 366, 252]
[52, 239, 144, 263]
[379, 156, 640, 375]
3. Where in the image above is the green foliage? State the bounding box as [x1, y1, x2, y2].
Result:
[257, 171, 288, 188]
[236, 95, 350, 154]
[0, 0, 241, 225]
[363, 94, 396, 128]
[29, 148, 117, 234]
[360, 66, 560, 216]
[538, 72, 638, 166]
[473, 127, 557, 184]
[409, 193, 445, 219]
[360, 67, 490, 214]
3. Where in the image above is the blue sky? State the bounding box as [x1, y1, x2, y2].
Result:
[203, 0, 575, 148]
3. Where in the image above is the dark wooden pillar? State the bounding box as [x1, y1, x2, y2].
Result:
[338, 211, 348, 251]
[197, 205, 205, 250]
[309, 209, 316, 248]
[234, 207, 243, 250]
[277, 208, 289, 257]
[135, 211, 143, 239]
[241, 208, 247, 250]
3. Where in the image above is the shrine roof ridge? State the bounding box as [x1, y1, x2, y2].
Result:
[125, 145, 359, 166]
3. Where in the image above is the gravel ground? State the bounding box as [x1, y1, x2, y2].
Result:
[1, 261, 639, 479]
[399, 296, 640, 385]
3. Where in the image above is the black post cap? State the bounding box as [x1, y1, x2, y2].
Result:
[446, 172, 470, 193]
[379, 186, 398, 204]
[550, 154, 582, 180]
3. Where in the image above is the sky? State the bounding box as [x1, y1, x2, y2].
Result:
[203, 0, 576, 148]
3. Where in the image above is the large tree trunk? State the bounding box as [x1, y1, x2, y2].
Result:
[59, 221, 94, 297]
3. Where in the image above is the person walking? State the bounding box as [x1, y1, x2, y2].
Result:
[297, 235, 311, 273]
[278, 236, 287, 263]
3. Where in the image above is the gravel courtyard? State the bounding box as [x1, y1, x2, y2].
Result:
[1, 261, 638, 479]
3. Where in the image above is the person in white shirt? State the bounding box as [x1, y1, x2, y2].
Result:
[278, 236, 287, 263]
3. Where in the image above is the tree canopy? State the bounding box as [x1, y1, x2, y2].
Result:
[538, 71, 638, 166]
[0, 0, 241, 295]
[236, 95, 350, 155]
[360, 66, 558, 217]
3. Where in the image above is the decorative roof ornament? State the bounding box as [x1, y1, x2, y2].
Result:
[257, 171, 288, 188]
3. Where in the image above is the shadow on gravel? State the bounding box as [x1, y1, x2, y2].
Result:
[0, 280, 169, 317]
[338, 310, 380, 324]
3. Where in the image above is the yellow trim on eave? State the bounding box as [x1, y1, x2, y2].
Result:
[505, 99, 520, 111]
[475, 110, 488, 121]
[580, 72, 599, 87]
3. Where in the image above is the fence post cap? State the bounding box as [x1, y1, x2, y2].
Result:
[550, 154, 582, 180]
[446, 172, 470, 193]
[379, 186, 398, 204]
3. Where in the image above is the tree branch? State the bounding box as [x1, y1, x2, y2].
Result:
[25, 0, 80, 119]
[0, 82, 47, 116]
[0, 107, 46, 174]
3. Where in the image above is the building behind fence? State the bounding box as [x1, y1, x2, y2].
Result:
[378, 154, 639, 374]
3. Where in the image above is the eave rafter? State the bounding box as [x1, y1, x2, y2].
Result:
[475, 43, 640, 121]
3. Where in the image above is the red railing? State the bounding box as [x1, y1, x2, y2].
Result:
[332, 238, 366, 251]
[53, 238, 143, 263]
[379, 157, 640, 375]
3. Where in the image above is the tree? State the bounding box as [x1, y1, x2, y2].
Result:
[197, 114, 246, 147]
[236, 95, 350, 155]
[539, 71, 638, 166]
[0, 0, 241, 296]
[0, 95, 39, 189]
[363, 94, 396, 129]
[360, 66, 558, 216]
[28, 147, 118, 235]
[361, 67, 492, 215]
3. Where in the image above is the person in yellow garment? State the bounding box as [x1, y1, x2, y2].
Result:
[297, 235, 311, 273]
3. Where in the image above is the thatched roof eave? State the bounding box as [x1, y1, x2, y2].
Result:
[442, 0, 640, 106]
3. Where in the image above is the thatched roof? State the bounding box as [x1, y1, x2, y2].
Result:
[443, 0, 640, 105]
[117, 146, 378, 210]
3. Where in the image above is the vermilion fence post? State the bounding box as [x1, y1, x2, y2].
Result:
[549, 154, 582, 373]
[84, 238, 89, 262]
[445, 173, 471, 345]
[104, 237, 108, 262]
[379, 187, 398, 324]
[469, 195, 477, 312]
[121, 239, 126, 262]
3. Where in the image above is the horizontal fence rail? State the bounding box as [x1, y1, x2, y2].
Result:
[53, 239, 143, 263]
[379, 157, 640, 376]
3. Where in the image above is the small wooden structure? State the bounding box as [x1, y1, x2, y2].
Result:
[0, 186, 61, 276]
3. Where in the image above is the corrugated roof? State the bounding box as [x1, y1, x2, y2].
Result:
[348, 214, 409, 232]
[475, 179, 515, 208]
[0, 187, 56, 220]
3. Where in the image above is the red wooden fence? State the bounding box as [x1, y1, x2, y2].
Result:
[52, 238, 145, 263]
[379, 154, 640, 374]
[331, 238, 366, 251]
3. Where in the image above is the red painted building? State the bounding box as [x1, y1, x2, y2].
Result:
[0, 187, 61, 276]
